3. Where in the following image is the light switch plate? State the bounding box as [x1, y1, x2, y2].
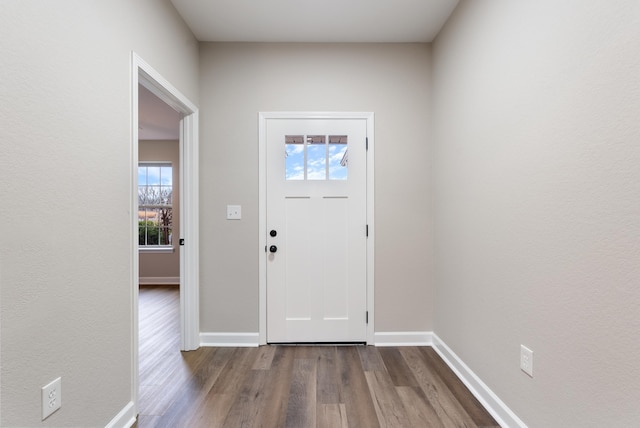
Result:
[227, 205, 241, 220]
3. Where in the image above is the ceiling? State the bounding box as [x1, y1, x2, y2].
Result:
[170, 0, 459, 43]
[140, 1, 460, 140]
[138, 84, 180, 141]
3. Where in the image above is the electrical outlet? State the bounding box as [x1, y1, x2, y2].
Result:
[42, 377, 62, 420]
[226, 205, 241, 220]
[520, 345, 533, 377]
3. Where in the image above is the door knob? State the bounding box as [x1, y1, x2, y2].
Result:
[269, 245, 278, 253]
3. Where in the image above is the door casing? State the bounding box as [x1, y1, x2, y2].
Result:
[258, 112, 375, 345]
[131, 52, 200, 413]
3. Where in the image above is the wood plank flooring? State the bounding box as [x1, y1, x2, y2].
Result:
[136, 285, 500, 428]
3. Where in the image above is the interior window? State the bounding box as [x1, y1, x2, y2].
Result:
[138, 163, 173, 247]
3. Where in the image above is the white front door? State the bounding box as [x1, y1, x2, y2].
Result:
[265, 117, 368, 343]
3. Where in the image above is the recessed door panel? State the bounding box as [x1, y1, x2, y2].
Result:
[322, 197, 349, 320]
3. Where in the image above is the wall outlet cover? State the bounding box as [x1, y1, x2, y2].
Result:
[42, 377, 62, 420]
[520, 345, 533, 377]
[227, 205, 241, 220]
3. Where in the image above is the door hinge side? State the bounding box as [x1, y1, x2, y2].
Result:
[366, 224, 369, 237]
[366, 311, 369, 324]
[366, 137, 369, 151]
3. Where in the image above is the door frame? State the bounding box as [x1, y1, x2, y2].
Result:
[258, 112, 375, 345]
[131, 53, 200, 410]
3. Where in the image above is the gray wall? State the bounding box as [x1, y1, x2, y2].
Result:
[432, 0, 640, 425]
[198, 43, 434, 334]
[0, 1, 199, 425]
[139, 140, 180, 281]
[6, 1, 637, 425]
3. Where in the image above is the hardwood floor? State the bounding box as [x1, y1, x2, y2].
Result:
[136, 285, 499, 428]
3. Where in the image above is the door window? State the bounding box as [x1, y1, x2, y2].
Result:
[285, 135, 348, 181]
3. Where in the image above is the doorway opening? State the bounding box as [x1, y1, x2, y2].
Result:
[138, 85, 180, 285]
[131, 52, 199, 411]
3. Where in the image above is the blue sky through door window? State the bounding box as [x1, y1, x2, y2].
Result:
[285, 135, 348, 180]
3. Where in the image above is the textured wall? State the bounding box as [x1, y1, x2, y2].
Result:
[432, 1, 640, 425]
[198, 43, 433, 334]
[0, 1, 198, 425]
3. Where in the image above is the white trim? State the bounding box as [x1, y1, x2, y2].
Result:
[139, 276, 180, 285]
[179, 110, 200, 351]
[130, 52, 141, 422]
[131, 52, 200, 419]
[132, 52, 200, 352]
[105, 401, 136, 428]
[258, 113, 267, 344]
[374, 331, 433, 347]
[258, 112, 375, 345]
[433, 334, 527, 428]
[364, 113, 375, 344]
[139, 247, 175, 254]
[200, 332, 260, 347]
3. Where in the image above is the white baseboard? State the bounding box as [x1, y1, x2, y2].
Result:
[105, 401, 136, 428]
[200, 332, 260, 347]
[373, 331, 433, 346]
[139, 276, 180, 285]
[432, 334, 527, 428]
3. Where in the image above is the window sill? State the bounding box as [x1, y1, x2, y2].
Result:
[139, 246, 175, 254]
